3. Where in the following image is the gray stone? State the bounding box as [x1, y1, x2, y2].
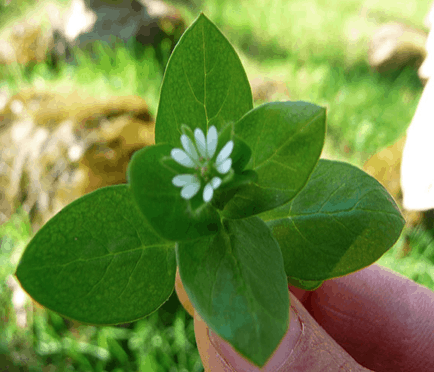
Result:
[0, 87, 154, 231]
[49, 0, 185, 66]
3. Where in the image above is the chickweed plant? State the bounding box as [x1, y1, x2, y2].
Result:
[15, 15, 404, 366]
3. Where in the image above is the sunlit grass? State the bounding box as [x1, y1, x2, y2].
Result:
[378, 225, 434, 290]
[239, 57, 423, 166]
[0, 39, 164, 117]
[200, 0, 432, 66]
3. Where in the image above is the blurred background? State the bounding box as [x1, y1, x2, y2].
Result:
[1, 0, 434, 371]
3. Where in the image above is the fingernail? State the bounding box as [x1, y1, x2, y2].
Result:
[209, 306, 303, 371]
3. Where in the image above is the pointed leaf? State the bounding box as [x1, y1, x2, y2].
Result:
[176, 217, 289, 367]
[261, 160, 405, 287]
[15, 185, 176, 325]
[128, 144, 221, 241]
[222, 101, 326, 218]
[155, 14, 253, 145]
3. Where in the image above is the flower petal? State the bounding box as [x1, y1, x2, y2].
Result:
[194, 128, 207, 158]
[210, 176, 222, 189]
[181, 181, 200, 199]
[216, 140, 234, 164]
[181, 134, 199, 161]
[172, 174, 197, 187]
[171, 148, 196, 168]
[203, 182, 214, 202]
[216, 158, 232, 174]
[206, 126, 218, 158]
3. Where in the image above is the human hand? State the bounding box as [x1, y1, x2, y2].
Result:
[175, 264, 434, 371]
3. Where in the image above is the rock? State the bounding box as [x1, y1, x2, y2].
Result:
[48, 0, 96, 43]
[77, 0, 162, 46]
[0, 10, 53, 65]
[49, 0, 186, 67]
[368, 22, 427, 73]
[250, 77, 290, 103]
[0, 0, 185, 68]
[0, 86, 154, 231]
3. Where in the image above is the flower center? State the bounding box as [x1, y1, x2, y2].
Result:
[195, 156, 213, 181]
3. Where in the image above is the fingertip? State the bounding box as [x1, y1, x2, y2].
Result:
[174, 267, 195, 318]
[194, 292, 303, 371]
[194, 313, 232, 371]
[195, 292, 368, 371]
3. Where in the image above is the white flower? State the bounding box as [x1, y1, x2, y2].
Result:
[215, 141, 233, 174]
[171, 125, 233, 202]
[172, 174, 200, 200]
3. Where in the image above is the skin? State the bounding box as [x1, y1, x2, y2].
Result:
[175, 264, 434, 371]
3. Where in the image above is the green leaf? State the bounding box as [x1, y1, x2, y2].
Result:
[222, 101, 326, 219]
[15, 185, 176, 325]
[155, 13, 253, 146]
[128, 143, 221, 241]
[287, 277, 324, 291]
[261, 159, 405, 287]
[176, 217, 289, 367]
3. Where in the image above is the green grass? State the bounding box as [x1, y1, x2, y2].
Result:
[0, 0, 38, 26]
[199, 0, 432, 66]
[238, 58, 423, 165]
[0, 38, 165, 117]
[377, 223, 434, 290]
[1, 0, 434, 370]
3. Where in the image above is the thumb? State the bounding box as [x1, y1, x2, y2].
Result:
[195, 292, 373, 371]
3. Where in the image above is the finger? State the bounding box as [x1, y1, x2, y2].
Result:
[304, 264, 434, 372]
[195, 291, 371, 371]
[174, 266, 195, 318]
[287, 285, 311, 303]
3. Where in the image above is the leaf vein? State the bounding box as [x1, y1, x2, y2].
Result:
[182, 62, 204, 106]
[22, 244, 170, 271]
[289, 217, 315, 245]
[289, 209, 402, 218]
[210, 251, 225, 314]
[116, 249, 144, 300]
[82, 255, 115, 300]
[291, 217, 341, 257]
[207, 77, 231, 123]
[256, 159, 297, 172]
[317, 183, 347, 213]
[254, 110, 323, 170]
[202, 23, 209, 126]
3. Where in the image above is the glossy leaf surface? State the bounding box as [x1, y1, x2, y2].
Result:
[261, 160, 405, 286]
[221, 101, 326, 218]
[15, 185, 176, 324]
[176, 217, 289, 367]
[155, 14, 253, 146]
